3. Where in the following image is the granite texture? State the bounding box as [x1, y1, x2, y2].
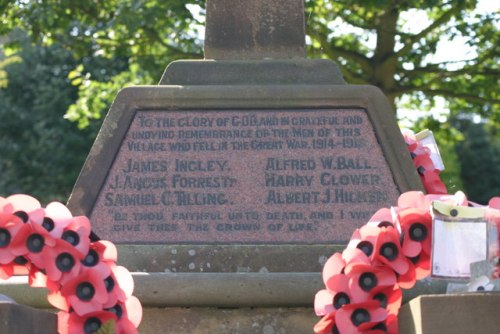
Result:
[68, 84, 423, 245]
[89, 108, 400, 243]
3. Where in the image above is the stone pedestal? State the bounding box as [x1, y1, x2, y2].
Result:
[0, 300, 56, 334]
[399, 293, 500, 334]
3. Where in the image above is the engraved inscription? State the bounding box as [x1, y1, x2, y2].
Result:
[90, 109, 400, 243]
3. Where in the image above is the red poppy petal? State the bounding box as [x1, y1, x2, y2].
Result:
[402, 237, 422, 258]
[489, 197, 500, 210]
[100, 241, 118, 262]
[322, 253, 345, 285]
[7, 194, 41, 213]
[48, 291, 70, 311]
[112, 266, 134, 299]
[314, 312, 336, 334]
[69, 295, 102, 316]
[315, 289, 335, 316]
[124, 296, 142, 328]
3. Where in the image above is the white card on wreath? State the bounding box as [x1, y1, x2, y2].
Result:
[431, 202, 488, 279]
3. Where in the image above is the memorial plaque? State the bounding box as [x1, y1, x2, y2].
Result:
[87, 107, 401, 244]
[68, 0, 423, 246]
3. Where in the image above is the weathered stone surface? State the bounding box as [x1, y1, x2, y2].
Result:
[399, 293, 500, 334]
[140, 307, 316, 334]
[204, 0, 305, 60]
[114, 244, 343, 273]
[0, 273, 448, 309]
[0, 302, 56, 334]
[68, 85, 422, 245]
[90, 108, 400, 244]
[159, 59, 346, 85]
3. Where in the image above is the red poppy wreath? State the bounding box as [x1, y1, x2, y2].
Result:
[0, 195, 142, 334]
[313, 131, 500, 333]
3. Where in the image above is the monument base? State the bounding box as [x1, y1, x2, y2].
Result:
[0, 301, 56, 334]
[399, 293, 500, 334]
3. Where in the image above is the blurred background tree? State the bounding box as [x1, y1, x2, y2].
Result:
[0, 0, 498, 203]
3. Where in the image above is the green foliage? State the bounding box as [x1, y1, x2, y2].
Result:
[456, 122, 500, 204]
[0, 35, 94, 203]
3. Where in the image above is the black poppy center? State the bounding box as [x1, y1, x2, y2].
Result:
[373, 293, 388, 308]
[13, 211, 29, 223]
[56, 252, 75, 272]
[333, 292, 350, 309]
[84, 317, 101, 334]
[359, 272, 378, 292]
[378, 221, 393, 228]
[27, 234, 45, 253]
[106, 304, 123, 319]
[409, 223, 427, 242]
[380, 242, 398, 261]
[76, 282, 95, 301]
[357, 241, 373, 257]
[372, 322, 387, 331]
[14, 256, 28, 265]
[104, 276, 115, 292]
[62, 230, 80, 246]
[0, 228, 11, 247]
[82, 249, 99, 267]
[42, 217, 55, 231]
[351, 308, 371, 326]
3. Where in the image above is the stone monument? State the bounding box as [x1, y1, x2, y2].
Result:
[65, 0, 425, 332]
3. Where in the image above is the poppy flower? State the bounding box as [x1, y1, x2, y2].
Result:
[60, 216, 91, 257]
[0, 200, 28, 265]
[314, 312, 339, 334]
[336, 300, 387, 333]
[342, 247, 372, 268]
[57, 310, 117, 334]
[322, 253, 346, 287]
[367, 208, 397, 228]
[344, 263, 397, 301]
[398, 209, 432, 258]
[2, 194, 44, 226]
[10, 221, 56, 270]
[489, 197, 500, 210]
[105, 296, 142, 333]
[81, 240, 118, 279]
[347, 225, 380, 260]
[42, 238, 84, 285]
[53, 269, 109, 316]
[315, 274, 352, 316]
[369, 284, 402, 316]
[103, 265, 134, 309]
[422, 169, 447, 194]
[42, 202, 74, 238]
[373, 226, 410, 275]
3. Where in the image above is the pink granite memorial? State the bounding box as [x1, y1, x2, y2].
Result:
[90, 109, 400, 243]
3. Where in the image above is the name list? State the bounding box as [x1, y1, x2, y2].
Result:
[90, 109, 400, 243]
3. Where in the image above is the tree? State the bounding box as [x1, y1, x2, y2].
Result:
[0, 33, 95, 203]
[305, 0, 499, 124]
[1, 1, 498, 200]
[456, 121, 500, 204]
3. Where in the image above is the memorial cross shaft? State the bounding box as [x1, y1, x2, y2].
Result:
[204, 0, 306, 60]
